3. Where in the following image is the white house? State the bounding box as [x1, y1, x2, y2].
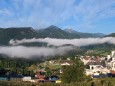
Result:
[61, 62, 70, 66]
[80, 57, 91, 65]
[60, 60, 72, 66]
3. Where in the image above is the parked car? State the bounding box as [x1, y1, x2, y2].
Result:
[50, 75, 59, 82]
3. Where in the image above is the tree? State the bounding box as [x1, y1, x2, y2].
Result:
[45, 67, 51, 77]
[28, 64, 37, 76]
[61, 58, 85, 83]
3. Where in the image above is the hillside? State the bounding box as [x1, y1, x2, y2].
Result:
[107, 33, 115, 37]
[0, 27, 38, 45]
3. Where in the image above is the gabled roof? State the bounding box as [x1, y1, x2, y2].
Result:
[60, 60, 73, 64]
[110, 70, 115, 74]
[86, 61, 102, 65]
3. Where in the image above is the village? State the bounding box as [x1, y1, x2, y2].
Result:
[32, 50, 115, 82]
[1, 50, 115, 84]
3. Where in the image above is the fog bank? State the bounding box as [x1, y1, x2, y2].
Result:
[0, 46, 73, 58]
[9, 37, 115, 46]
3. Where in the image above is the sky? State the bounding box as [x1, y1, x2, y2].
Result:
[0, 0, 115, 34]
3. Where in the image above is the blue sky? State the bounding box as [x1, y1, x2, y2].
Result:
[0, 0, 115, 34]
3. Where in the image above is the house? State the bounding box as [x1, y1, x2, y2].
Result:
[109, 70, 115, 77]
[85, 66, 109, 77]
[22, 76, 31, 82]
[80, 57, 91, 65]
[35, 72, 45, 80]
[111, 61, 115, 70]
[86, 57, 102, 70]
[60, 60, 72, 66]
[22, 76, 39, 82]
[111, 50, 115, 57]
[85, 69, 93, 75]
[85, 50, 115, 78]
[106, 60, 115, 71]
[61, 62, 70, 66]
[84, 56, 109, 76]
[105, 50, 115, 71]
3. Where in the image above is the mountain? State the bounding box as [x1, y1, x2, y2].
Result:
[0, 27, 38, 45]
[93, 33, 105, 37]
[37, 25, 80, 39]
[64, 28, 77, 33]
[64, 28, 105, 38]
[38, 26, 105, 39]
[0, 26, 114, 57]
[0, 28, 3, 33]
[0, 26, 106, 45]
[107, 33, 115, 37]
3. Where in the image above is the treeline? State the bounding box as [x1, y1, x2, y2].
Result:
[0, 55, 42, 76]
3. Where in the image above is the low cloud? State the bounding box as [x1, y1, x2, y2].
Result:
[4, 37, 115, 58]
[0, 46, 73, 58]
[9, 37, 115, 46]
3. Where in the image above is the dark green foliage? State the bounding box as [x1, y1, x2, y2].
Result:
[0, 68, 9, 76]
[0, 56, 42, 76]
[45, 67, 52, 77]
[61, 58, 85, 83]
[19, 42, 48, 47]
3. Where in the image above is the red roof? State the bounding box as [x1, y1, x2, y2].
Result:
[110, 70, 115, 74]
